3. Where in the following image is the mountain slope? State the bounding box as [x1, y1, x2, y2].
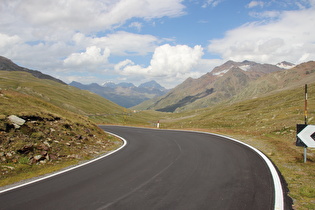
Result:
[0, 71, 125, 117]
[134, 60, 287, 112]
[232, 61, 315, 102]
[0, 56, 66, 85]
[161, 82, 315, 209]
[0, 70, 126, 185]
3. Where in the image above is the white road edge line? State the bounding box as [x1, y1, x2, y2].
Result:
[104, 126, 284, 210]
[195, 131, 284, 210]
[0, 131, 127, 194]
[102, 125, 284, 210]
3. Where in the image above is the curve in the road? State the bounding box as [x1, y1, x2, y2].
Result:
[0, 132, 128, 194]
[0, 126, 289, 210]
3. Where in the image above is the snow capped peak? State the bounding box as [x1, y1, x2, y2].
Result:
[212, 66, 233, 76]
[102, 81, 116, 88]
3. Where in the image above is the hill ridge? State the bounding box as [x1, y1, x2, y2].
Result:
[134, 60, 315, 112]
[0, 56, 66, 85]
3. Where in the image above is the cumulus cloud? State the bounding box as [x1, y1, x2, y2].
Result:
[0, 0, 184, 63]
[1, 0, 185, 36]
[89, 31, 159, 56]
[0, 0, 188, 87]
[208, 6, 315, 64]
[64, 46, 111, 68]
[115, 44, 205, 87]
[0, 33, 21, 48]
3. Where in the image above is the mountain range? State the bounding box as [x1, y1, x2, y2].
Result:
[2, 55, 313, 114]
[133, 60, 315, 112]
[69, 80, 168, 108]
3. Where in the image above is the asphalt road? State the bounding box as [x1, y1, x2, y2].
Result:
[0, 126, 285, 210]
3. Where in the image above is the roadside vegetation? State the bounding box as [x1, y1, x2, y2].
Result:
[155, 83, 315, 209]
[0, 89, 122, 187]
[92, 83, 315, 209]
[1, 69, 314, 209]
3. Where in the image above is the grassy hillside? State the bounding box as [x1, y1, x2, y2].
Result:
[0, 89, 123, 186]
[1, 68, 315, 208]
[0, 71, 126, 117]
[159, 83, 315, 209]
[0, 70, 130, 186]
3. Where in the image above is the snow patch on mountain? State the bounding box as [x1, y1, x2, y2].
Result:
[239, 65, 251, 71]
[276, 61, 295, 69]
[213, 66, 233, 76]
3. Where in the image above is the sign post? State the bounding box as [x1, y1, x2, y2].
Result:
[296, 84, 314, 163]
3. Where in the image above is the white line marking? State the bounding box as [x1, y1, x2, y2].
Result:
[1, 126, 285, 210]
[0, 131, 127, 194]
[104, 126, 284, 210]
[194, 131, 284, 210]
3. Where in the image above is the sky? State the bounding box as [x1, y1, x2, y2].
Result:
[1, 0, 315, 88]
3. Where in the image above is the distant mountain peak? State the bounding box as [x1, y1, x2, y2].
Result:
[211, 60, 283, 77]
[138, 80, 166, 91]
[102, 81, 116, 87]
[70, 80, 168, 108]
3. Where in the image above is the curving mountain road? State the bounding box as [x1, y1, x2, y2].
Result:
[0, 126, 288, 209]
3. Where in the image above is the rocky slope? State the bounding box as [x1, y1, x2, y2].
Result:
[134, 60, 308, 112]
[0, 60, 126, 182]
[0, 90, 121, 179]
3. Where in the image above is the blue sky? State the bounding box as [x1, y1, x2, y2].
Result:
[1, 0, 315, 88]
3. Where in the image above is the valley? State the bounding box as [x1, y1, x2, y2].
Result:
[0, 56, 315, 209]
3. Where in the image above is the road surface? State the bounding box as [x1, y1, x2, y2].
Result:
[0, 126, 287, 209]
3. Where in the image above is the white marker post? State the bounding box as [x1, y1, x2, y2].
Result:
[304, 84, 308, 163]
[157, 120, 160, 128]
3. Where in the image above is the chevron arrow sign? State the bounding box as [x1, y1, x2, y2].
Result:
[296, 124, 315, 148]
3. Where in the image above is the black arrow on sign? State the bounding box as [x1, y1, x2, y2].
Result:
[296, 124, 307, 147]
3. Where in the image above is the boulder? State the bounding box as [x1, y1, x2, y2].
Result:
[33, 155, 42, 161]
[7, 115, 25, 129]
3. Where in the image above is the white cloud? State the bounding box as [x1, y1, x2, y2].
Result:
[202, 0, 223, 8]
[247, 1, 265, 8]
[0, 33, 21, 48]
[91, 32, 159, 56]
[71, 31, 159, 56]
[129, 22, 143, 31]
[149, 44, 204, 76]
[249, 10, 281, 19]
[115, 44, 205, 87]
[0, 0, 184, 61]
[1, 0, 185, 37]
[208, 6, 315, 64]
[0, 0, 187, 87]
[64, 46, 111, 67]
